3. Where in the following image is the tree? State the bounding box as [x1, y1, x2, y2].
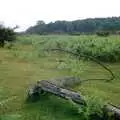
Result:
[0, 26, 16, 47]
[36, 20, 45, 26]
[26, 17, 120, 34]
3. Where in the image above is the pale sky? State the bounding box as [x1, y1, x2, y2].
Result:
[0, 0, 120, 31]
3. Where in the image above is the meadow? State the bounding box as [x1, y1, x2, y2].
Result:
[0, 35, 120, 120]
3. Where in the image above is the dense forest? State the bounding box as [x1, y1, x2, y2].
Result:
[26, 17, 120, 34]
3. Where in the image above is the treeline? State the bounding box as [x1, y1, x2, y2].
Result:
[26, 17, 120, 34]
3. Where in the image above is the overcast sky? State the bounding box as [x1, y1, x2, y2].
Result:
[0, 0, 120, 31]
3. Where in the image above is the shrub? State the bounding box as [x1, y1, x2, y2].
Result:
[96, 31, 110, 37]
[0, 26, 16, 47]
[76, 96, 105, 120]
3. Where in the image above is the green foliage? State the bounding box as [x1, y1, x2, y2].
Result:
[25, 93, 105, 120]
[26, 17, 120, 34]
[0, 26, 16, 47]
[14, 34, 120, 62]
[40, 35, 120, 62]
[77, 96, 104, 120]
[0, 88, 20, 120]
[96, 31, 110, 37]
[0, 114, 21, 120]
[0, 35, 120, 120]
[57, 57, 88, 78]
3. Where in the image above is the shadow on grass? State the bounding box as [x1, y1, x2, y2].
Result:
[22, 93, 81, 120]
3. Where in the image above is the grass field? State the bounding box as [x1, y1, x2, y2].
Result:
[0, 35, 120, 120]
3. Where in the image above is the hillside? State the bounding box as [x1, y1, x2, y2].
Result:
[26, 17, 120, 34]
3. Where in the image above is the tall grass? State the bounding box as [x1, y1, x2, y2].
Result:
[0, 88, 21, 120]
[40, 35, 120, 62]
[10, 35, 120, 62]
[1, 35, 119, 120]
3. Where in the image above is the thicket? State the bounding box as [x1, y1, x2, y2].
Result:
[42, 35, 120, 62]
[0, 25, 16, 47]
[13, 35, 120, 62]
[96, 31, 110, 37]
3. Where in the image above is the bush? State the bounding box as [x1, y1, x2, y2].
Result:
[76, 96, 105, 120]
[42, 35, 120, 62]
[0, 26, 16, 47]
[69, 32, 81, 36]
[96, 31, 110, 37]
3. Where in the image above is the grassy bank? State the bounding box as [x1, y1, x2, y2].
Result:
[0, 35, 120, 120]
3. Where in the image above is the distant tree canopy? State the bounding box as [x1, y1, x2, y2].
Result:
[0, 25, 16, 47]
[26, 17, 120, 34]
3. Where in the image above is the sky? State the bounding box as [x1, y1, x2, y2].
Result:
[0, 0, 120, 31]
